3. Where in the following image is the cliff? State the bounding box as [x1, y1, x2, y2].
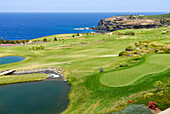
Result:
[91, 15, 163, 31]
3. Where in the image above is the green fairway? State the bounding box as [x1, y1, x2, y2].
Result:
[100, 54, 170, 87]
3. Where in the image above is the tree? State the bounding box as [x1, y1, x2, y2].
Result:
[43, 38, 47, 42]
[62, 41, 65, 46]
[86, 32, 89, 35]
[76, 33, 80, 36]
[54, 37, 57, 41]
[32, 47, 35, 50]
[22, 40, 26, 44]
[11, 40, 15, 44]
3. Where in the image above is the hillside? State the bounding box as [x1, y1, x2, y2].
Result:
[0, 26, 170, 113]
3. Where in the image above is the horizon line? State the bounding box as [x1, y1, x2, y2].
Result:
[0, 11, 168, 13]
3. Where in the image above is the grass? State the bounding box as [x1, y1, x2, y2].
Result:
[100, 54, 170, 87]
[0, 26, 169, 113]
[0, 73, 48, 85]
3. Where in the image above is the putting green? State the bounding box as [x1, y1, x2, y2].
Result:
[100, 54, 170, 87]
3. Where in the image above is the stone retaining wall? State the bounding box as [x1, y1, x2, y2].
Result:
[13, 67, 65, 75]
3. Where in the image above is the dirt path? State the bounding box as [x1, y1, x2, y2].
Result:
[51, 46, 71, 49]
[96, 55, 118, 57]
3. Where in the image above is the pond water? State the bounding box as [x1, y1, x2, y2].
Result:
[0, 56, 25, 65]
[0, 81, 71, 114]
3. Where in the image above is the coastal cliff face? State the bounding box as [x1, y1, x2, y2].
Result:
[91, 16, 162, 31]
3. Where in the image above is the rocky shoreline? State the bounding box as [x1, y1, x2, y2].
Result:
[90, 15, 164, 32]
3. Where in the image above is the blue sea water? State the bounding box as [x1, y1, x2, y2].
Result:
[0, 12, 166, 40]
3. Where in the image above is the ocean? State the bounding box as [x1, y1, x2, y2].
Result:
[0, 12, 166, 40]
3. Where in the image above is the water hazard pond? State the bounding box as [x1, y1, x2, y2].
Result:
[0, 81, 71, 114]
[0, 56, 25, 65]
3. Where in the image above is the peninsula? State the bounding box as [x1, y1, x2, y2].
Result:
[91, 13, 170, 31]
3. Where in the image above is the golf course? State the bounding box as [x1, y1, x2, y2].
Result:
[0, 26, 170, 113]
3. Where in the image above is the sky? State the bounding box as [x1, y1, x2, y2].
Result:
[0, 0, 169, 12]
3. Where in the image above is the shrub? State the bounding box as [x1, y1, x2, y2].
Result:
[146, 50, 155, 54]
[134, 43, 140, 47]
[162, 30, 170, 34]
[125, 32, 135, 35]
[119, 51, 128, 56]
[86, 32, 89, 35]
[119, 63, 128, 67]
[132, 51, 139, 54]
[154, 49, 158, 53]
[133, 55, 141, 60]
[72, 35, 75, 37]
[116, 32, 124, 35]
[163, 48, 170, 54]
[157, 50, 165, 54]
[144, 93, 154, 98]
[151, 43, 158, 47]
[125, 45, 136, 51]
[43, 38, 47, 42]
[139, 41, 151, 43]
[54, 37, 57, 41]
[76, 33, 80, 36]
[129, 51, 139, 55]
[132, 80, 170, 111]
[143, 43, 148, 47]
[154, 81, 163, 91]
[0, 39, 30, 44]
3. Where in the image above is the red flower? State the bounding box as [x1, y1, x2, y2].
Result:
[127, 100, 133, 103]
[148, 101, 157, 109]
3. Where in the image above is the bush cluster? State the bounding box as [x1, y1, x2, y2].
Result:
[125, 45, 136, 51]
[116, 32, 124, 35]
[39, 38, 65, 42]
[119, 40, 170, 57]
[132, 81, 169, 110]
[133, 55, 142, 60]
[115, 31, 135, 35]
[163, 48, 170, 54]
[119, 51, 129, 56]
[119, 63, 128, 67]
[43, 38, 47, 42]
[125, 32, 135, 35]
[0, 39, 29, 44]
[29, 45, 45, 51]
